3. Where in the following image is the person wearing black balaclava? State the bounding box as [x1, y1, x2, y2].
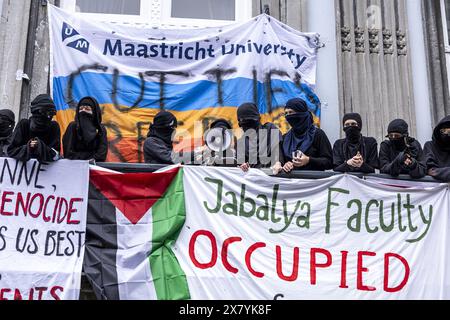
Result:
[333, 113, 379, 173]
[7, 94, 61, 163]
[379, 119, 425, 178]
[235, 102, 284, 174]
[144, 111, 178, 164]
[282, 98, 333, 172]
[422, 116, 450, 182]
[62, 96, 108, 162]
[0, 109, 15, 157]
[192, 119, 237, 167]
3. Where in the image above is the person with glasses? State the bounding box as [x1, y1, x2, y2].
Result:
[144, 110, 179, 164]
[62, 96, 108, 162]
[423, 116, 450, 181]
[7, 94, 61, 163]
[281, 98, 333, 173]
[379, 119, 425, 178]
[333, 113, 379, 173]
[0, 109, 15, 157]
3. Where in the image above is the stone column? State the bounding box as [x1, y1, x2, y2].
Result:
[407, 0, 433, 144]
[305, 0, 341, 143]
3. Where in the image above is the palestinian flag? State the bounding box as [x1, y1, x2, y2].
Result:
[84, 166, 190, 300]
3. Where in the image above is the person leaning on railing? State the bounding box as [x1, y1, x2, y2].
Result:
[143, 110, 178, 165]
[62, 96, 108, 162]
[281, 98, 333, 173]
[423, 115, 450, 182]
[379, 119, 425, 179]
[235, 102, 284, 174]
[7, 94, 61, 163]
[0, 109, 15, 157]
[333, 113, 379, 174]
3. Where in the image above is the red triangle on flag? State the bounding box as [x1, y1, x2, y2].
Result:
[90, 167, 180, 224]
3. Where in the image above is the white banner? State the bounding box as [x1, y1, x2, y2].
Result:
[48, 4, 321, 162]
[0, 158, 89, 300]
[176, 166, 450, 300]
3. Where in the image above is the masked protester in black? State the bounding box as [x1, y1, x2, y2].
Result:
[379, 119, 425, 178]
[191, 119, 237, 167]
[144, 111, 178, 164]
[62, 97, 108, 162]
[282, 98, 333, 172]
[423, 116, 450, 182]
[235, 103, 284, 174]
[0, 109, 15, 157]
[7, 94, 61, 163]
[333, 113, 379, 173]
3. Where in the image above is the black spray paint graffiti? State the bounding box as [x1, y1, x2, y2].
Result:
[204, 68, 237, 106]
[111, 69, 145, 113]
[66, 63, 108, 109]
[144, 71, 190, 109]
[64, 64, 320, 162]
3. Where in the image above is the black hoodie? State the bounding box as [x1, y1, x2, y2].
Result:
[7, 120, 61, 163]
[379, 138, 426, 178]
[0, 109, 15, 157]
[422, 116, 450, 181]
[62, 97, 108, 161]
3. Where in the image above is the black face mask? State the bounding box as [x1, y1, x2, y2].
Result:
[286, 113, 311, 135]
[0, 119, 13, 137]
[390, 137, 406, 151]
[30, 115, 52, 133]
[150, 126, 175, 147]
[344, 126, 362, 143]
[78, 112, 97, 144]
[441, 133, 450, 145]
[239, 119, 260, 132]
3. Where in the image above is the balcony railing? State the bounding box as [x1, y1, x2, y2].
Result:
[96, 162, 443, 183]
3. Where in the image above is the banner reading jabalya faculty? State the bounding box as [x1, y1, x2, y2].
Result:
[86, 166, 450, 300]
[48, 4, 321, 163]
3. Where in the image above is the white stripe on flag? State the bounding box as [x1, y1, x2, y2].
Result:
[116, 207, 157, 300]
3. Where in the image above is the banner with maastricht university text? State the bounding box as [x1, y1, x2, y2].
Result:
[0, 158, 89, 300]
[48, 4, 321, 162]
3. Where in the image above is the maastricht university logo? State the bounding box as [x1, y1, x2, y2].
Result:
[61, 22, 90, 54]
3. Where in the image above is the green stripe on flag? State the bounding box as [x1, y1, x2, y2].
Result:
[149, 168, 190, 300]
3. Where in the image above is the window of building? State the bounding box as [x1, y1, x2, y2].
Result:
[441, 0, 450, 50]
[59, 0, 252, 27]
[75, 0, 141, 15]
[171, 0, 235, 21]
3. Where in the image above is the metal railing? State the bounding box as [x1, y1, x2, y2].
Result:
[97, 162, 443, 183]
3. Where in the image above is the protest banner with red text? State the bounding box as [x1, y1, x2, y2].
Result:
[0, 158, 89, 300]
[176, 166, 450, 299]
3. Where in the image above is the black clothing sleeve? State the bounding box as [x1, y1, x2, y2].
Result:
[423, 142, 450, 182]
[143, 137, 174, 164]
[379, 140, 426, 178]
[379, 141, 401, 176]
[93, 126, 108, 162]
[62, 123, 77, 160]
[63, 123, 108, 162]
[404, 142, 426, 179]
[358, 138, 378, 173]
[333, 137, 378, 173]
[332, 139, 352, 173]
[7, 120, 60, 163]
[306, 129, 333, 171]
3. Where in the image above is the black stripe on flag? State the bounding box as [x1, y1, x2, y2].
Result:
[83, 182, 120, 300]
